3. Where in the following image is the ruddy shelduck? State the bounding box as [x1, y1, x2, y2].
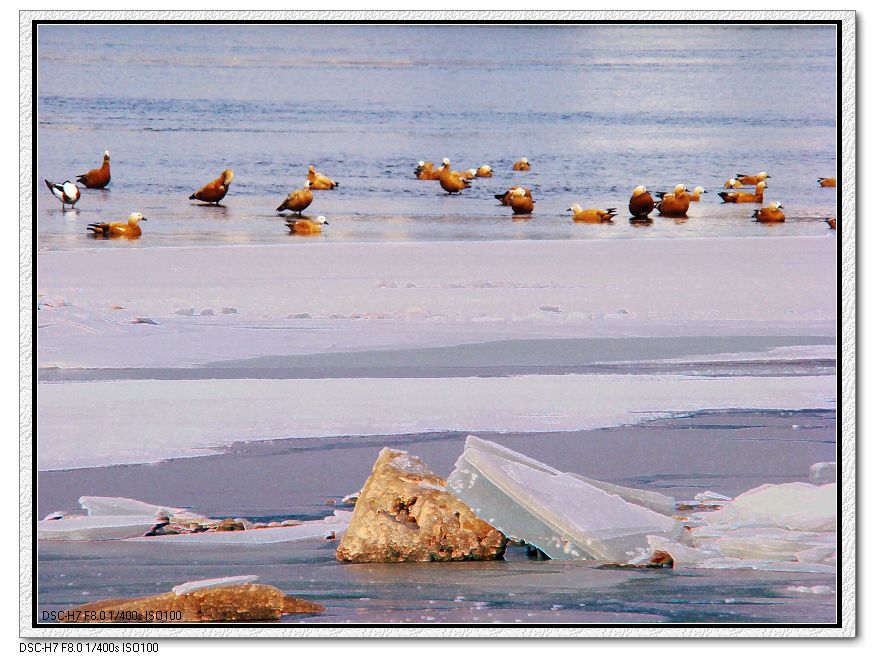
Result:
[494, 186, 528, 206]
[307, 165, 339, 190]
[825, 217, 836, 230]
[656, 184, 691, 217]
[77, 151, 111, 189]
[568, 204, 617, 223]
[286, 215, 328, 235]
[735, 171, 770, 186]
[723, 178, 744, 189]
[818, 177, 837, 188]
[719, 181, 767, 204]
[475, 165, 493, 177]
[509, 187, 535, 215]
[752, 201, 785, 223]
[437, 158, 471, 194]
[190, 169, 234, 204]
[628, 185, 655, 217]
[414, 161, 440, 180]
[87, 212, 147, 238]
[690, 186, 706, 201]
[276, 180, 314, 214]
[512, 157, 531, 171]
[45, 179, 80, 209]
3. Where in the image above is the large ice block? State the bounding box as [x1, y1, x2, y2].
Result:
[446, 436, 678, 562]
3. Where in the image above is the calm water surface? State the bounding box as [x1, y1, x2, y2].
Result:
[36, 24, 838, 250]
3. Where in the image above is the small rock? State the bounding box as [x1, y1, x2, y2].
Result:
[200, 309, 215, 316]
[221, 307, 238, 315]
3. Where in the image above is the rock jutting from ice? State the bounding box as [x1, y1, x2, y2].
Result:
[446, 435, 678, 563]
[62, 581, 324, 623]
[336, 447, 507, 562]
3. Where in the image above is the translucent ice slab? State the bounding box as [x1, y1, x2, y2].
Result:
[447, 436, 678, 562]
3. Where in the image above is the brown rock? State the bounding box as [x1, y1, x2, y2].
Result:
[336, 448, 507, 562]
[214, 518, 245, 532]
[61, 584, 324, 623]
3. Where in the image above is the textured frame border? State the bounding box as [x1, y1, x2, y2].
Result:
[19, 9, 855, 639]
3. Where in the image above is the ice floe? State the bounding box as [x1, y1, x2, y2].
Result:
[447, 436, 679, 563]
[448, 436, 837, 573]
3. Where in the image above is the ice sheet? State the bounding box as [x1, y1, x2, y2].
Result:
[36, 237, 837, 369]
[37, 373, 835, 470]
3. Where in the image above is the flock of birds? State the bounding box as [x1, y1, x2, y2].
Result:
[43, 151, 839, 238]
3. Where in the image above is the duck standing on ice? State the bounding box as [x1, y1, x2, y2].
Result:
[189, 169, 234, 205]
[276, 181, 314, 215]
[45, 179, 80, 210]
[77, 151, 111, 189]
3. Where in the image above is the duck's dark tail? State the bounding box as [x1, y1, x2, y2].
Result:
[718, 192, 731, 203]
[44, 179, 55, 192]
[87, 223, 108, 236]
[189, 193, 197, 200]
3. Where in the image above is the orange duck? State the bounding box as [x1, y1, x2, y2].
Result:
[719, 181, 766, 204]
[77, 151, 111, 189]
[437, 159, 471, 194]
[276, 181, 314, 215]
[494, 186, 528, 206]
[628, 186, 655, 217]
[87, 212, 146, 238]
[512, 157, 531, 171]
[508, 187, 535, 215]
[735, 171, 770, 186]
[568, 204, 616, 223]
[190, 169, 234, 204]
[656, 184, 691, 217]
[818, 177, 837, 188]
[307, 165, 339, 190]
[752, 201, 785, 223]
[414, 161, 440, 180]
[286, 215, 328, 235]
